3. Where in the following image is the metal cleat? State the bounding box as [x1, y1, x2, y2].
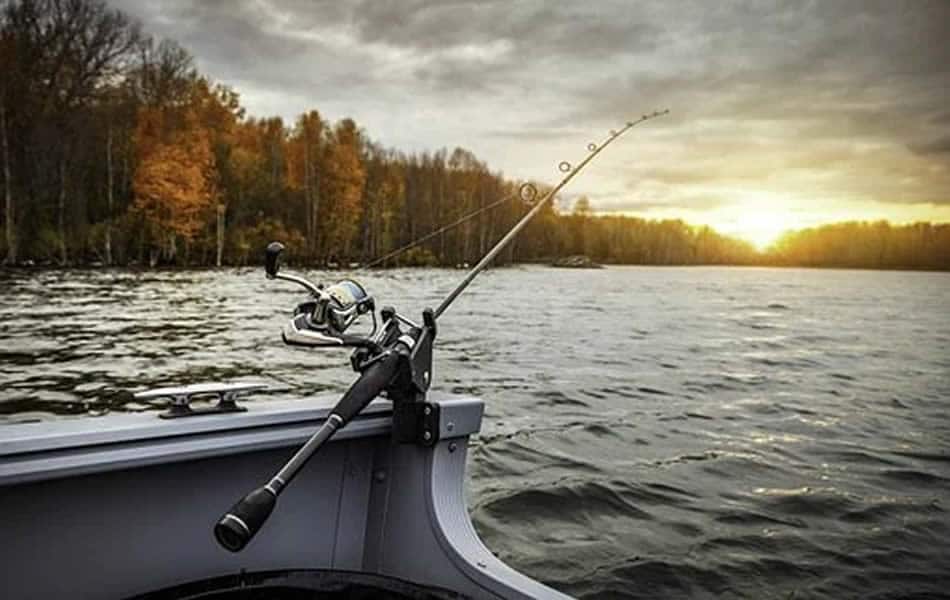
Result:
[134, 382, 267, 419]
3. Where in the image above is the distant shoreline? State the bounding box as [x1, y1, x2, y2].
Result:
[2, 262, 948, 274]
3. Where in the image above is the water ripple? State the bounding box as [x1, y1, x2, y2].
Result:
[2, 265, 949, 598]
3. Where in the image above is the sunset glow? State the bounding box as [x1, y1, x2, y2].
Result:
[724, 209, 805, 251]
[610, 183, 950, 252]
[721, 201, 950, 250]
[620, 198, 950, 252]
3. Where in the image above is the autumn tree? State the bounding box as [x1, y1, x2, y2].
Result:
[321, 118, 365, 261]
[362, 144, 405, 262]
[133, 102, 217, 265]
[0, 20, 17, 264]
[0, 0, 142, 264]
[287, 110, 325, 257]
[0, 28, 12, 264]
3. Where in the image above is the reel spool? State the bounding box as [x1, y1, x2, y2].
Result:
[295, 279, 375, 336]
[284, 279, 377, 347]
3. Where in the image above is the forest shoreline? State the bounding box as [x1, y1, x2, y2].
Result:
[2, 259, 948, 274]
[2, 2, 948, 272]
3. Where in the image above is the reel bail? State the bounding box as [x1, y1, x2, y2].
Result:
[317, 280, 375, 334]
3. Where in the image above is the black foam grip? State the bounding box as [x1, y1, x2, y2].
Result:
[213, 486, 277, 552]
[333, 351, 400, 424]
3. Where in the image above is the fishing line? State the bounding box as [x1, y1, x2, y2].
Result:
[361, 190, 522, 269]
[435, 109, 669, 318]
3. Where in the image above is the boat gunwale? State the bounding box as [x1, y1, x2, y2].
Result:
[0, 396, 393, 457]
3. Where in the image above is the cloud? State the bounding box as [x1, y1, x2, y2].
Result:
[107, 0, 950, 215]
[910, 136, 950, 156]
[595, 195, 730, 214]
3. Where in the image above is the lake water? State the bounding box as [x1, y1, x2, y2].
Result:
[1, 266, 949, 598]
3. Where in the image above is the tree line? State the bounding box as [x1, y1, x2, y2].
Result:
[768, 221, 950, 271]
[1, 0, 947, 271]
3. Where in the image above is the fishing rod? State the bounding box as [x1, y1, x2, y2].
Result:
[213, 109, 669, 552]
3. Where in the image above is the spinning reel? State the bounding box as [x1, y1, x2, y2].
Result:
[265, 242, 378, 348]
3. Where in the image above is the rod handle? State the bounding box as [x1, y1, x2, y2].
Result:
[214, 486, 277, 552]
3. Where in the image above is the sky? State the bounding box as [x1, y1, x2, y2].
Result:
[111, 0, 950, 248]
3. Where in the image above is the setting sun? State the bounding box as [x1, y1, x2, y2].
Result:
[725, 211, 795, 250]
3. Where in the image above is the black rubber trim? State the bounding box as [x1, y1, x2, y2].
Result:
[125, 568, 471, 599]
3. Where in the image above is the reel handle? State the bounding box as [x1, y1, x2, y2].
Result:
[264, 241, 324, 296]
[265, 241, 284, 278]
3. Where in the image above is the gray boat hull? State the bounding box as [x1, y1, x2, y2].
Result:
[0, 394, 571, 599]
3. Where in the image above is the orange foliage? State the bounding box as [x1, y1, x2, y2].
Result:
[321, 118, 365, 255]
[286, 110, 323, 192]
[133, 107, 217, 242]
